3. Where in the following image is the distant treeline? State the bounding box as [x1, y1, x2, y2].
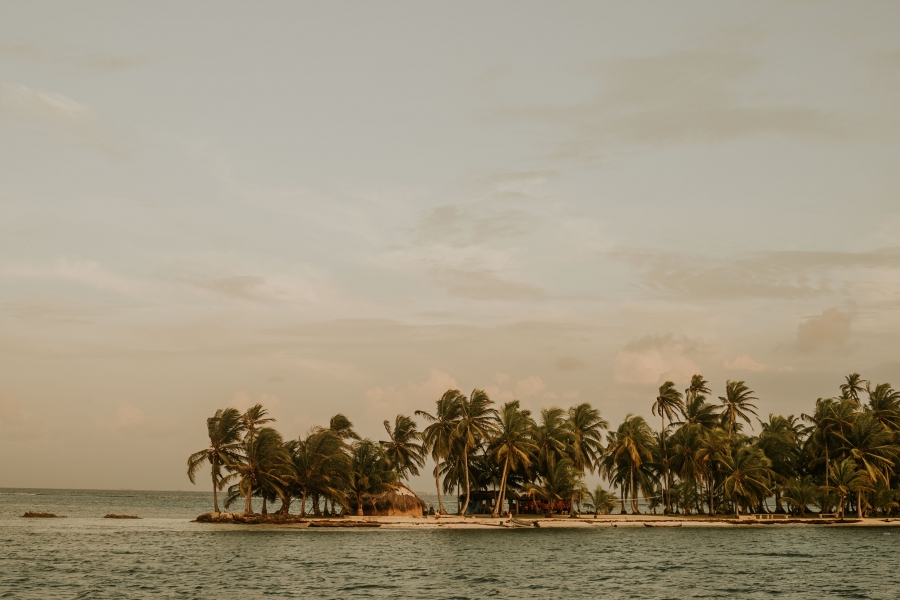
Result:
[188, 373, 900, 519]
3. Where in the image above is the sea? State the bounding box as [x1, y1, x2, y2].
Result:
[1, 488, 899, 599]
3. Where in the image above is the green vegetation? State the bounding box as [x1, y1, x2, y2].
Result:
[188, 373, 900, 519]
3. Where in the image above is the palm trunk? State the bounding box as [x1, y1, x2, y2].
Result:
[708, 477, 715, 515]
[620, 486, 627, 514]
[460, 443, 472, 516]
[857, 490, 863, 519]
[356, 493, 364, 516]
[434, 460, 445, 514]
[662, 415, 669, 515]
[300, 491, 307, 518]
[493, 456, 510, 518]
[630, 466, 639, 514]
[261, 496, 267, 516]
[244, 481, 253, 515]
[211, 463, 220, 513]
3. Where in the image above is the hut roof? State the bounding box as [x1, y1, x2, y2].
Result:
[363, 483, 426, 513]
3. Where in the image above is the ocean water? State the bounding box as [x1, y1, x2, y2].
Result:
[1, 488, 899, 599]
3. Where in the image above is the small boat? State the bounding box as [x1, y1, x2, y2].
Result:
[308, 521, 381, 528]
[643, 522, 682, 528]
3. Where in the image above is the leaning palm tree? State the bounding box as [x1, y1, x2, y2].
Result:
[533, 407, 571, 472]
[242, 404, 275, 445]
[782, 476, 817, 516]
[722, 445, 773, 518]
[329, 413, 361, 441]
[227, 426, 293, 515]
[380, 414, 426, 481]
[290, 427, 350, 517]
[453, 389, 496, 516]
[653, 380, 684, 514]
[718, 380, 759, 437]
[346, 439, 397, 516]
[490, 401, 537, 517]
[416, 389, 464, 514]
[187, 408, 245, 513]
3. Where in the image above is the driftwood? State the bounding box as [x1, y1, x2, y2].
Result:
[308, 520, 381, 528]
[22, 511, 63, 518]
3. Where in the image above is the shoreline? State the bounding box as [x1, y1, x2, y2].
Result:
[193, 512, 900, 529]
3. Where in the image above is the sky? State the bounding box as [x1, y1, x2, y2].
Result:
[1, 1, 899, 492]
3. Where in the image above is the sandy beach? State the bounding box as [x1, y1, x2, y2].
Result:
[197, 512, 900, 529]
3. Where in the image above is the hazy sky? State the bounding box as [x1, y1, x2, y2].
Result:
[2, 1, 899, 491]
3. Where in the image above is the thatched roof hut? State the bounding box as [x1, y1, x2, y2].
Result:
[350, 483, 426, 517]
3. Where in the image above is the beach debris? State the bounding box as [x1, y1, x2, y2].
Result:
[23, 511, 63, 518]
[308, 521, 381, 528]
[104, 514, 140, 519]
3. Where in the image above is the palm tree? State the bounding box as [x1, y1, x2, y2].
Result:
[329, 413, 361, 441]
[758, 414, 802, 512]
[533, 407, 570, 469]
[698, 427, 731, 514]
[668, 423, 705, 506]
[228, 426, 292, 515]
[653, 380, 684, 514]
[453, 389, 496, 516]
[839, 412, 898, 486]
[187, 408, 245, 513]
[566, 403, 608, 475]
[346, 439, 397, 516]
[490, 401, 537, 517]
[782, 476, 817, 516]
[718, 380, 759, 437]
[685, 374, 712, 403]
[242, 404, 275, 445]
[866, 383, 900, 433]
[722, 446, 773, 518]
[585, 485, 618, 516]
[604, 415, 656, 514]
[416, 389, 464, 514]
[827, 458, 872, 519]
[290, 427, 350, 517]
[841, 373, 867, 404]
[677, 394, 719, 429]
[380, 414, 426, 481]
[523, 455, 584, 515]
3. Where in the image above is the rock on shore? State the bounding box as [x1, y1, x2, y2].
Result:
[104, 514, 140, 519]
[23, 511, 64, 518]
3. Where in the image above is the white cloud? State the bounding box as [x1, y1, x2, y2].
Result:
[723, 354, 767, 372]
[613, 335, 702, 385]
[0, 82, 120, 155]
[364, 369, 459, 413]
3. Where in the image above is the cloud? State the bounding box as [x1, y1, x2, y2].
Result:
[197, 275, 269, 301]
[554, 356, 587, 371]
[434, 268, 548, 301]
[364, 369, 459, 413]
[0, 82, 121, 155]
[723, 354, 767, 372]
[613, 334, 703, 385]
[0, 259, 145, 298]
[616, 247, 900, 301]
[493, 49, 851, 163]
[796, 306, 854, 352]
